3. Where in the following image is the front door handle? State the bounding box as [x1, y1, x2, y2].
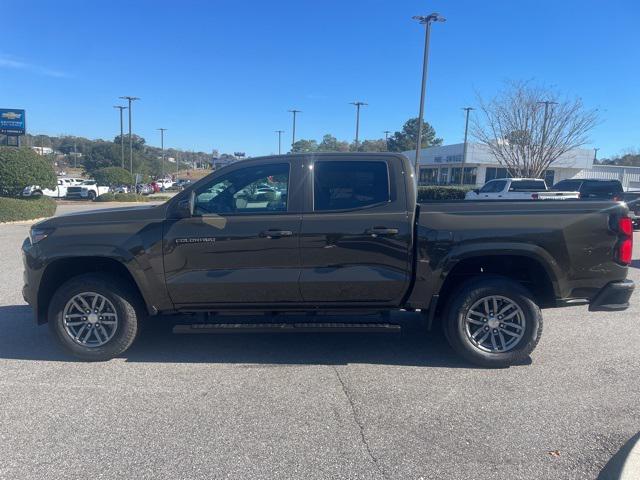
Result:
[365, 227, 399, 237]
[260, 229, 293, 239]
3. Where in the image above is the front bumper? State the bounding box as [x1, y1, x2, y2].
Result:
[589, 280, 635, 312]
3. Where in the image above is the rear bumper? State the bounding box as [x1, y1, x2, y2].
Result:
[589, 280, 635, 312]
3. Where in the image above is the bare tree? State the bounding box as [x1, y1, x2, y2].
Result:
[472, 81, 598, 178]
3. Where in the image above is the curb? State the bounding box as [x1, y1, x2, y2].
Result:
[599, 432, 640, 480]
[0, 217, 49, 225]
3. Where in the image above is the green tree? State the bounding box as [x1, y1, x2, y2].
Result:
[317, 134, 350, 152]
[356, 139, 388, 152]
[387, 118, 443, 152]
[291, 139, 318, 153]
[0, 147, 57, 197]
[93, 167, 134, 186]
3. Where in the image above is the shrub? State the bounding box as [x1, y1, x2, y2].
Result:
[417, 185, 474, 201]
[95, 192, 149, 202]
[0, 196, 57, 222]
[0, 147, 57, 197]
[92, 167, 134, 186]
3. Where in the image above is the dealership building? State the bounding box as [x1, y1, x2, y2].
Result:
[403, 142, 600, 188]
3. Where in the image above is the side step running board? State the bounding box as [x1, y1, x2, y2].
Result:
[173, 323, 401, 334]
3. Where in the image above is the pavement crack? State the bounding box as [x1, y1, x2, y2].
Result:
[333, 366, 388, 480]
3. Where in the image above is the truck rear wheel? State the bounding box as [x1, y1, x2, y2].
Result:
[87, 191, 96, 201]
[48, 273, 140, 361]
[443, 276, 543, 368]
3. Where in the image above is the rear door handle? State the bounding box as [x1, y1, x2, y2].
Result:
[260, 229, 293, 239]
[366, 227, 399, 236]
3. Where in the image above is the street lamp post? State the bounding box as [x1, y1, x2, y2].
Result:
[461, 107, 475, 185]
[288, 109, 301, 152]
[383, 130, 392, 151]
[593, 147, 600, 162]
[119, 96, 140, 174]
[158, 128, 167, 178]
[113, 105, 128, 168]
[412, 12, 446, 178]
[350, 101, 368, 149]
[275, 130, 284, 155]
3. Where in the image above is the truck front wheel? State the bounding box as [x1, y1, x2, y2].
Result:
[87, 191, 96, 201]
[48, 273, 140, 361]
[443, 276, 543, 368]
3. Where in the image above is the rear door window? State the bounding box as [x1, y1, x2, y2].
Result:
[313, 161, 389, 211]
[509, 180, 546, 191]
[552, 180, 582, 191]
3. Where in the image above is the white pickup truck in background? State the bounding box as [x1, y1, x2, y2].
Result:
[465, 178, 580, 200]
[22, 178, 71, 198]
[65, 180, 110, 200]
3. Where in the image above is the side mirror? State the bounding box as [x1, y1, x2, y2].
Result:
[176, 191, 195, 218]
[473, 189, 480, 194]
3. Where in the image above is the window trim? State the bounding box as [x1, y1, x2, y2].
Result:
[311, 159, 391, 213]
[193, 162, 292, 217]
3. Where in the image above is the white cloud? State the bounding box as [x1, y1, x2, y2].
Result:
[0, 54, 69, 78]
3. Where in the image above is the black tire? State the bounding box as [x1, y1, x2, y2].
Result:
[87, 191, 96, 201]
[443, 276, 543, 368]
[48, 273, 141, 361]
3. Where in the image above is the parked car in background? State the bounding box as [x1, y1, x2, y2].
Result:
[175, 179, 192, 190]
[551, 179, 624, 200]
[465, 178, 579, 200]
[66, 178, 85, 186]
[155, 178, 174, 191]
[136, 183, 153, 195]
[22, 178, 70, 198]
[623, 191, 640, 229]
[65, 180, 109, 200]
[111, 185, 130, 194]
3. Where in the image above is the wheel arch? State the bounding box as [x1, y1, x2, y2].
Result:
[433, 248, 560, 319]
[37, 256, 148, 324]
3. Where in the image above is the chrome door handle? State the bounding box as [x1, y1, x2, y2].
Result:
[260, 229, 293, 239]
[366, 227, 399, 236]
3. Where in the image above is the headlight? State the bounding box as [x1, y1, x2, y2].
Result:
[29, 227, 53, 244]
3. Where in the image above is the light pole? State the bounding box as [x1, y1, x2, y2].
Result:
[412, 12, 446, 177]
[350, 101, 368, 149]
[383, 130, 392, 151]
[113, 105, 127, 168]
[593, 147, 600, 162]
[275, 130, 284, 155]
[158, 128, 167, 177]
[119, 96, 140, 174]
[461, 107, 475, 184]
[288, 109, 301, 152]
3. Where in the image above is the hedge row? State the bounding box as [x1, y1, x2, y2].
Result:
[417, 185, 474, 201]
[0, 147, 57, 197]
[0, 196, 57, 222]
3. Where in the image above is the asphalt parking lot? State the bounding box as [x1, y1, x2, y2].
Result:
[0, 203, 638, 480]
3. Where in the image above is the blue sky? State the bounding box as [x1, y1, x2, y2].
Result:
[1, 0, 638, 158]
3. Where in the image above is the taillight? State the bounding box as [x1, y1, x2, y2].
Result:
[613, 194, 623, 201]
[531, 193, 539, 200]
[617, 217, 633, 265]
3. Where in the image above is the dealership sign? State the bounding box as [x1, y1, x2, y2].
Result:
[0, 109, 26, 135]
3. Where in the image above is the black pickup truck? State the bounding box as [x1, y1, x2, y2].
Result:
[22, 153, 635, 367]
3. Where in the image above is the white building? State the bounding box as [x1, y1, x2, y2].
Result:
[31, 146, 53, 156]
[404, 143, 594, 187]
